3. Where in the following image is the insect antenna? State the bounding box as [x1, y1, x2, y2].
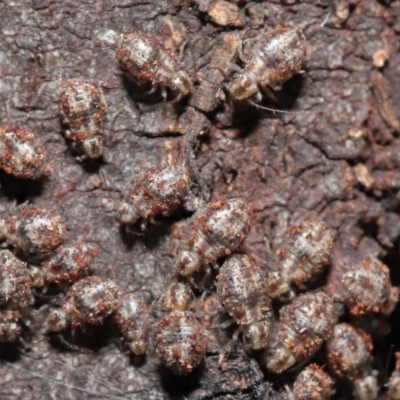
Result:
[57, 334, 93, 353]
[247, 99, 301, 115]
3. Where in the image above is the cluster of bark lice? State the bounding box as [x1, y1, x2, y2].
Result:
[1, 17, 399, 400]
[0, 24, 305, 165]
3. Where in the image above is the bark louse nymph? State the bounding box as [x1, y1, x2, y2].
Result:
[226, 24, 306, 111]
[0, 123, 48, 179]
[155, 283, 207, 375]
[174, 198, 252, 280]
[59, 78, 106, 159]
[117, 31, 193, 103]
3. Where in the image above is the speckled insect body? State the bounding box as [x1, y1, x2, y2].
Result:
[44, 276, 122, 334]
[216, 254, 272, 350]
[326, 323, 378, 400]
[59, 78, 106, 159]
[226, 25, 306, 105]
[197, 294, 228, 354]
[30, 242, 98, 289]
[174, 198, 252, 279]
[261, 291, 337, 373]
[0, 124, 48, 179]
[0, 205, 66, 258]
[155, 283, 207, 375]
[118, 165, 189, 230]
[0, 250, 33, 342]
[331, 256, 399, 316]
[268, 219, 334, 299]
[387, 353, 400, 399]
[291, 363, 335, 400]
[0, 250, 33, 307]
[0, 306, 23, 342]
[114, 292, 149, 355]
[117, 31, 193, 102]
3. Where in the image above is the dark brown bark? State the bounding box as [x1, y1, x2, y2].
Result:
[1, 0, 400, 398]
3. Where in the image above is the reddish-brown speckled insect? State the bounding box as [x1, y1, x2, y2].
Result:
[30, 242, 98, 289]
[0, 250, 33, 342]
[0, 205, 66, 257]
[261, 291, 337, 373]
[0, 123, 48, 179]
[326, 323, 378, 400]
[117, 31, 193, 102]
[114, 292, 149, 355]
[387, 352, 400, 399]
[197, 293, 228, 354]
[59, 78, 106, 159]
[216, 254, 272, 350]
[290, 363, 335, 400]
[155, 283, 207, 375]
[118, 165, 190, 230]
[0, 250, 33, 308]
[268, 219, 334, 299]
[119, 131, 210, 231]
[334, 256, 399, 316]
[44, 276, 122, 335]
[0, 305, 24, 342]
[174, 198, 252, 279]
[226, 24, 306, 108]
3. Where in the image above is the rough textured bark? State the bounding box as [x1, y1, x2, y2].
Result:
[1, 0, 400, 398]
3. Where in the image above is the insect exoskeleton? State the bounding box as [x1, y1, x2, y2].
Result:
[226, 24, 306, 105]
[0, 123, 48, 179]
[155, 283, 207, 375]
[387, 352, 400, 399]
[44, 276, 122, 335]
[0, 250, 33, 308]
[216, 254, 272, 350]
[331, 256, 399, 316]
[174, 198, 252, 279]
[268, 219, 335, 299]
[0, 306, 23, 342]
[0, 205, 66, 258]
[292, 363, 335, 400]
[196, 293, 227, 354]
[29, 242, 99, 289]
[0, 250, 33, 342]
[118, 165, 189, 230]
[261, 291, 337, 373]
[59, 78, 106, 159]
[114, 292, 149, 355]
[117, 30, 193, 102]
[326, 323, 378, 400]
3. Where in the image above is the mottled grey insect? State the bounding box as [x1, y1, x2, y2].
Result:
[114, 292, 149, 355]
[0, 205, 66, 258]
[118, 165, 190, 230]
[387, 352, 400, 400]
[267, 219, 334, 299]
[44, 276, 121, 335]
[0, 123, 48, 179]
[261, 291, 337, 373]
[59, 78, 106, 159]
[174, 198, 252, 280]
[326, 323, 378, 400]
[291, 363, 334, 400]
[216, 254, 272, 350]
[0, 250, 33, 342]
[117, 31, 193, 102]
[155, 283, 207, 375]
[226, 24, 306, 110]
[30, 242, 98, 289]
[330, 256, 399, 316]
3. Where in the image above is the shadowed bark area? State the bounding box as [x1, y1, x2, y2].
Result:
[1, 0, 400, 398]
